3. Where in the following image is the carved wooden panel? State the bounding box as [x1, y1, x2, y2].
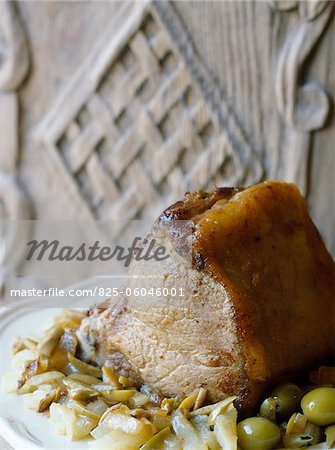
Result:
[0, 1, 31, 293]
[271, 0, 334, 195]
[35, 1, 261, 222]
[0, 0, 334, 268]
[173, 0, 334, 255]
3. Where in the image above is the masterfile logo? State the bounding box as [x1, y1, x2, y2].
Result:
[26, 237, 169, 267]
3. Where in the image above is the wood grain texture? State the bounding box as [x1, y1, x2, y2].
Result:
[174, 0, 335, 255]
[28, 0, 263, 230]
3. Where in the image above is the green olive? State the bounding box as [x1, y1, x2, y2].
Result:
[272, 383, 303, 418]
[301, 387, 335, 426]
[237, 417, 281, 450]
[259, 397, 278, 422]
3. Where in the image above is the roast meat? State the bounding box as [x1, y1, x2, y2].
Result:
[77, 181, 335, 412]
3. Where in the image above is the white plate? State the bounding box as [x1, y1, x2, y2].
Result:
[0, 291, 98, 450]
[0, 297, 328, 450]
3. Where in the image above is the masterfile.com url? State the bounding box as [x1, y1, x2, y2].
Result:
[9, 286, 185, 299]
[9, 287, 99, 298]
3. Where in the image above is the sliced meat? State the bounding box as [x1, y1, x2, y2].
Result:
[77, 181, 335, 413]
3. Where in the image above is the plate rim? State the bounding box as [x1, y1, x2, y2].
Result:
[0, 415, 43, 450]
[0, 286, 95, 450]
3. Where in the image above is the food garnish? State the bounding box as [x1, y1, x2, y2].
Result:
[3, 309, 334, 449]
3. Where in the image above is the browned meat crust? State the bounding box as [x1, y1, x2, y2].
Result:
[77, 181, 335, 413]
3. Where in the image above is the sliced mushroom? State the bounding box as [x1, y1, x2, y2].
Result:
[18, 356, 50, 389]
[37, 327, 63, 357]
[67, 354, 102, 378]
